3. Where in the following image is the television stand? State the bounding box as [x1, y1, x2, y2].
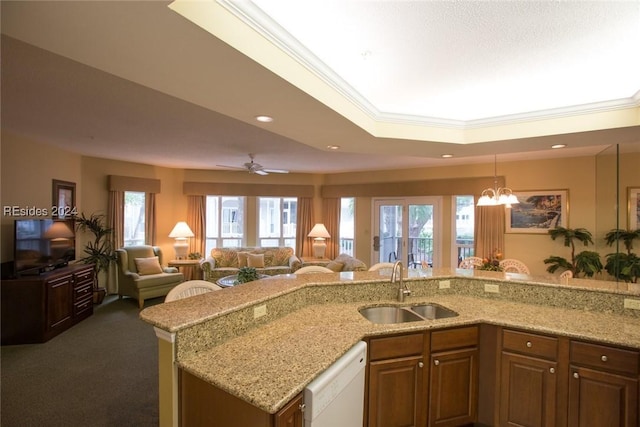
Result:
[1, 263, 95, 345]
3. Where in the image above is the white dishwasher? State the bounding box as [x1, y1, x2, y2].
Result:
[304, 341, 367, 427]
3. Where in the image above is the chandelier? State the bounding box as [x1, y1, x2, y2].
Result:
[476, 155, 519, 208]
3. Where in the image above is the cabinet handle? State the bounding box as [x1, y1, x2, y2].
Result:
[573, 372, 579, 379]
[601, 355, 608, 362]
[434, 360, 440, 366]
[526, 341, 532, 348]
[299, 403, 306, 414]
[549, 367, 555, 374]
[418, 362, 424, 368]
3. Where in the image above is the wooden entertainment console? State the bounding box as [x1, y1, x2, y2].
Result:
[1, 263, 95, 345]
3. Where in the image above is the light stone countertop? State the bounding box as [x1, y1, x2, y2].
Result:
[140, 269, 640, 414]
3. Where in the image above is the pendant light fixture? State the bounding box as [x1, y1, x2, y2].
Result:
[476, 155, 519, 208]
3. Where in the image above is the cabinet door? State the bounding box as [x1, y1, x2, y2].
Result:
[46, 274, 73, 331]
[275, 393, 303, 427]
[500, 352, 558, 427]
[368, 355, 426, 427]
[568, 365, 638, 427]
[429, 347, 478, 427]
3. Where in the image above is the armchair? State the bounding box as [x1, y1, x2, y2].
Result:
[116, 245, 184, 308]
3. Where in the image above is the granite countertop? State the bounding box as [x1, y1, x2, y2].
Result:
[140, 269, 640, 414]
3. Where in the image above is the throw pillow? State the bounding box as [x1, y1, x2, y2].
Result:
[237, 252, 250, 268]
[247, 253, 265, 268]
[325, 260, 344, 272]
[135, 256, 163, 275]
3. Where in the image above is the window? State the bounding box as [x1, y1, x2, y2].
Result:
[205, 196, 245, 254]
[258, 197, 297, 249]
[339, 197, 355, 256]
[123, 191, 145, 246]
[453, 195, 475, 266]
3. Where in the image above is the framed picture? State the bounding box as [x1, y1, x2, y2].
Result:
[506, 190, 568, 234]
[629, 187, 640, 230]
[52, 179, 76, 219]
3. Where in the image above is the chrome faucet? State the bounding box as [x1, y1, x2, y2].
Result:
[391, 261, 411, 302]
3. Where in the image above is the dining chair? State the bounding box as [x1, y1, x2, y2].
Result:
[458, 256, 483, 269]
[499, 259, 530, 274]
[164, 280, 222, 302]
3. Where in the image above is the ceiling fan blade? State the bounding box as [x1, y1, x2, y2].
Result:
[254, 169, 269, 176]
[263, 168, 289, 174]
[216, 164, 246, 170]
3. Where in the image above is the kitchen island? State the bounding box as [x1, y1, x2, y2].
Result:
[140, 269, 640, 426]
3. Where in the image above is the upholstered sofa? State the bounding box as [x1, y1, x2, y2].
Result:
[324, 253, 368, 272]
[200, 247, 302, 282]
[116, 245, 184, 308]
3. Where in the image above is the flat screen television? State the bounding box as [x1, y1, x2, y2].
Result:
[14, 218, 76, 275]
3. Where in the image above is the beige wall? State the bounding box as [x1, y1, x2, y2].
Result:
[2, 129, 637, 279]
[1, 131, 83, 260]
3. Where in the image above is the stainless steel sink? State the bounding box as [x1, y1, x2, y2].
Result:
[359, 303, 458, 324]
[409, 303, 458, 320]
[358, 306, 424, 324]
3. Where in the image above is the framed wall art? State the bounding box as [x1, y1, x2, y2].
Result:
[506, 190, 568, 234]
[52, 179, 77, 219]
[629, 187, 640, 230]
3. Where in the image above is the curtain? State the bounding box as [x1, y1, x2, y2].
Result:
[474, 205, 505, 260]
[187, 195, 206, 258]
[296, 197, 315, 258]
[107, 190, 124, 294]
[145, 192, 156, 245]
[322, 198, 340, 260]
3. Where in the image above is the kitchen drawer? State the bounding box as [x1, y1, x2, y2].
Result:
[74, 282, 92, 301]
[431, 326, 478, 352]
[74, 295, 93, 317]
[369, 333, 424, 361]
[502, 329, 558, 360]
[75, 269, 94, 286]
[570, 340, 639, 375]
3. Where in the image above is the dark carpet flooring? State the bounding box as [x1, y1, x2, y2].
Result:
[1, 295, 163, 427]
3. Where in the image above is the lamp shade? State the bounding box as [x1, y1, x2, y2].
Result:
[168, 221, 194, 238]
[43, 221, 75, 240]
[307, 223, 330, 239]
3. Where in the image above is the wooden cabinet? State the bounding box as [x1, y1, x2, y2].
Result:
[429, 326, 479, 427]
[366, 332, 427, 427]
[568, 340, 639, 427]
[274, 393, 304, 427]
[365, 326, 479, 427]
[1, 264, 94, 345]
[180, 368, 304, 427]
[500, 329, 560, 427]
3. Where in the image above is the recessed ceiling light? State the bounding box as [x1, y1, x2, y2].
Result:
[255, 115, 274, 123]
[551, 144, 567, 149]
[441, 154, 453, 158]
[327, 145, 340, 150]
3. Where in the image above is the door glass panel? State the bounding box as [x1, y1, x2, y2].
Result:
[374, 197, 441, 268]
[408, 203, 433, 267]
[378, 202, 403, 263]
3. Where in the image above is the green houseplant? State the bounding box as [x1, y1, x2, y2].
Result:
[75, 212, 116, 304]
[544, 227, 603, 278]
[604, 228, 640, 283]
[235, 266, 260, 285]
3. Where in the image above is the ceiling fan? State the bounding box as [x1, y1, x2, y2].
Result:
[217, 153, 289, 175]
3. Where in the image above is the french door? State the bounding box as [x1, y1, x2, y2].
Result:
[373, 197, 442, 268]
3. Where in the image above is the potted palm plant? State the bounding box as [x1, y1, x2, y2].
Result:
[544, 227, 603, 278]
[604, 228, 640, 283]
[75, 212, 116, 304]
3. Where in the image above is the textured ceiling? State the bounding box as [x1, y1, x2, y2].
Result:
[1, 0, 639, 174]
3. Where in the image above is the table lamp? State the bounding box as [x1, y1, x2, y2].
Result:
[308, 223, 330, 259]
[169, 221, 194, 260]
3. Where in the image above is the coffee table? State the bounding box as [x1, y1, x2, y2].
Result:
[216, 274, 268, 287]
